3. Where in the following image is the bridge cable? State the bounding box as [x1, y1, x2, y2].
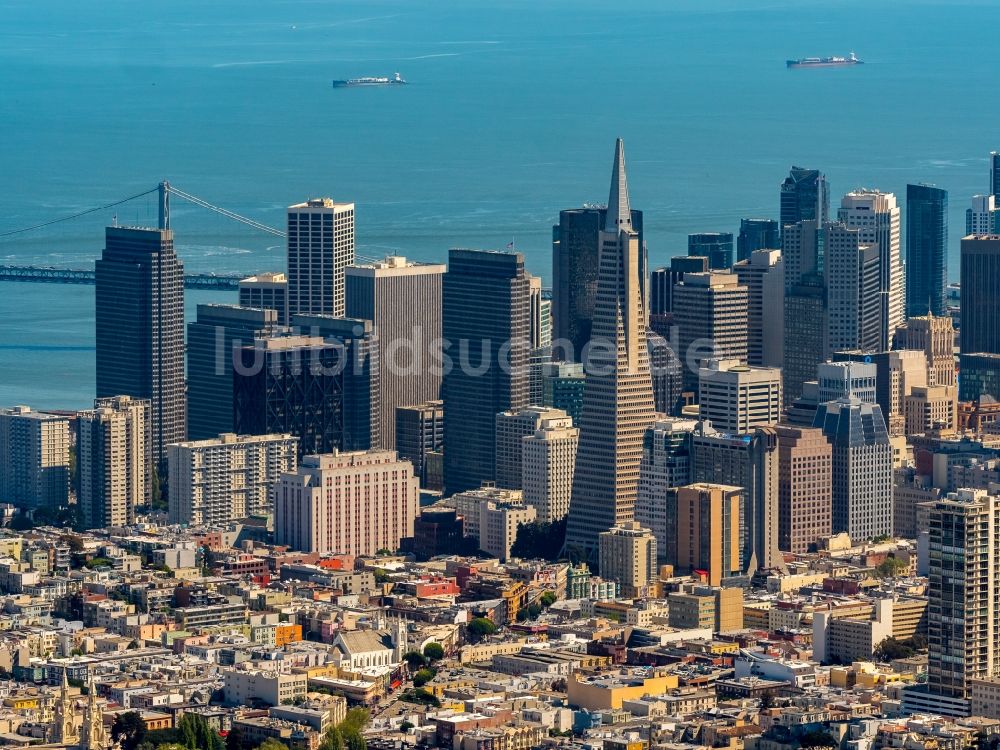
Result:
[0, 188, 159, 240]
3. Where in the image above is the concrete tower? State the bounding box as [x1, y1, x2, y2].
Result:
[564, 139, 656, 557]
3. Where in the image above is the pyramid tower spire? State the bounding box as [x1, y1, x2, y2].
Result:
[605, 138, 633, 234]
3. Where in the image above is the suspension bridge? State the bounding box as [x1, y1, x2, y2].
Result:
[0, 181, 285, 289]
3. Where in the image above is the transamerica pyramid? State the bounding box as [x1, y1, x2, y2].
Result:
[563, 138, 657, 559]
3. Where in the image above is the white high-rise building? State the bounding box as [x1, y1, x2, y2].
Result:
[287, 198, 355, 318]
[825, 223, 882, 353]
[78, 396, 151, 529]
[274, 450, 418, 555]
[967, 195, 998, 236]
[733, 249, 784, 368]
[442, 485, 536, 561]
[698, 359, 781, 434]
[0, 406, 69, 510]
[838, 190, 903, 350]
[495, 406, 569, 490]
[521, 415, 578, 523]
[816, 361, 877, 404]
[168, 432, 298, 526]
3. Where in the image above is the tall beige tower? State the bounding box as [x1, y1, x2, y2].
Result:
[564, 139, 656, 557]
[900, 313, 956, 387]
[838, 190, 903, 350]
[598, 521, 657, 598]
[77, 395, 151, 530]
[287, 197, 355, 318]
[522, 414, 578, 523]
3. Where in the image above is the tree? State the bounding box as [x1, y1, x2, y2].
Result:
[151, 465, 165, 510]
[873, 636, 916, 662]
[112, 711, 148, 750]
[320, 727, 344, 750]
[422, 642, 444, 661]
[60, 533, 85, 553]
[403, 650, 426, 670]
[798, 729, 836, 749]
[875, 556, 908, 578]
[413, 668, 435, 687]
[467, 617, 497, 641]
[340, 708, 370, 734]
[256, 741, 290, 750]
[226, 726, 244, 750]
[400, 688, 440, 707]
[344, 732, 365, 750]
[8, 512, 33, 531]
[176, 713, 224, 750]
[399, 722, 414, 733]
[509, 518, 567, 562]
[540, 591, 557, 607]
[759, 693, 774, 711]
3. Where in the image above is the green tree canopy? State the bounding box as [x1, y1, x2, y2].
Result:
[422, 642, 444, 661]
[112, 711, 147, 750]
[412, 668, 435, 687]
[403, 650, 426, 670]
[256, 740, 290, 750]
[509, 518, 566, 562]
[467, 617, 497, 641]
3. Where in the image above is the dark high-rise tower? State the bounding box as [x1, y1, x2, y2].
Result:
[96, 226, 185, 472]
[991, 151, 1000, 201]
[442, 249, 531, 494]
[959, 236, 1000, 401]
[780, 167, 829, 230]
[737, 218, 780, 263]
[552, 207, 644, 361]
[565, 139, 656, 557]
[688, 232, 734, 270]
[906, 184, 948, 318]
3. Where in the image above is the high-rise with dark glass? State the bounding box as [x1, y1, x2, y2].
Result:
[96, 226, 185, 472]
[991, 151, 1000, 200]
[649, 256, 708, 316]
[565, 139, 656, 557]
[688, 232, 734, 270]
[780, 167, 829, 230]
[442, 248, 531, 494]
[906, 184, 948, 318]
[552, 207, 643, 361]
[737, 218, 780, 263]
[959, 235, 1000, 401]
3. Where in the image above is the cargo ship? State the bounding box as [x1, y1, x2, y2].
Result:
[786, 52, 862, 69]
[332, 72, 406, 88]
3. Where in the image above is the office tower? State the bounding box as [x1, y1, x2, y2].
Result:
[0, 406, 69, 510]
[167, 432, 298, 526]
[291, 314, 381, 449]
[825, 223, 882, 354]
[691, 423, 782, 574]
[527, 275, 554, 404]
[958, 353, 1000, 402]
[495, 406, 570, 490]
[442, 249, 531, 493]
[233, 334, 372, 457]
[239, 272, 289, 324]
[991, 151, 1000, 200]
[286, 198, 355, 318]
[77, 396, 150, 529]
[698, 359, 781, 434]
[274, 450, 418, 556]
[445, 487, 535, 562]
[734, 249, 783, 367]
[598, 522, 657, 598]
[817, 361, 877, 404]
[839, 190, 903, 350]
[688, 232, 734, 270]
[564, 139, 657, 556]
[904, 386, 957, 435]
[780, 167, 829, 229]
[345, 255, 445, 450]
[648, 333, 684, 415]
[782, 219, 828, 406]
[960, 234, 1000, 357]
[813, 396, 893, 541]
[909, 489, 1000, 717]
[775, 426, 832, 554]
[966, 195, 998, 236]
[833, 350, 928, 436]
[672, 272, 750, 391]
[541, 362, 586, 425]
[906, 184, 948, 318]
[96, 226, 185, 471]
[737, 218, 780, 263]
[187, 304, 279, 441]
[672, 483, 743, 587]
[552, 206, 644, 361]
[899, 314, 956, 387]
[395, 401, 444, 488]
[521, 416, 579, 523]
[636, 418, 698, 561]
[649, 255, 708, 316]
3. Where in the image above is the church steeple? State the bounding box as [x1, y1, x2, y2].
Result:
[82, 672, 107, 750]
[605, 138, 633, 234]
[51, 668, 78, 745]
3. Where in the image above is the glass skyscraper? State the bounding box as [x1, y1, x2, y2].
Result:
[688, 232, 734, 270]
[905, 183, 948, 317]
